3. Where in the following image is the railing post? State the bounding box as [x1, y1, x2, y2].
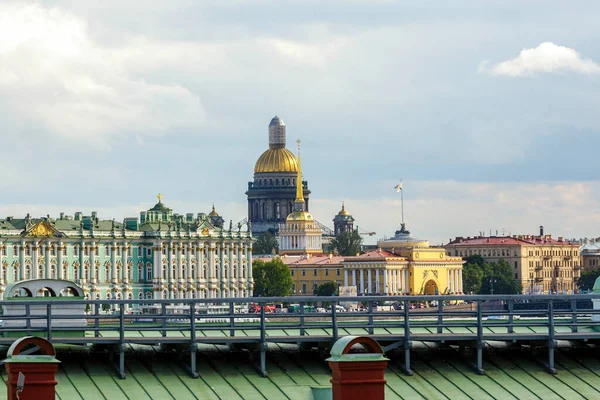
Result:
[26, 304, 31, 336]
[402, 300, 413, 375]
[229, 302, 235, 337]
[94, 302, 100, 338]
[437, 301, 443, 334]
[508, 299, 514, 334]
[118, 302, 125, 379]
[368, 300, 374, 335]
[189, 301, 198, 378]
[259, 303, 267, 377]
[548, 299, 557, 374]
[161, 302, 167, 338]
[571, 299, 578, 333]
[300, 301, 305, 336]
[46, 304, 52, 341]
[332, 300, 338, 342]
[475, 300, 484, 375]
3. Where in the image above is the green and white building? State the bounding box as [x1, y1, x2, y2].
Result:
[0, 196, 254, 300]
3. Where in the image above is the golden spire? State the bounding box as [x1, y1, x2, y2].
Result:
[295, 139, 304, 204]
[157, 193, 163, 203]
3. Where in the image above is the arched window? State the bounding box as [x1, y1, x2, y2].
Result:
[24, 265, 31, 280]
[274, 202, 280, 219]
[275, 179, 279, 186]
[105, 266, 110, 283]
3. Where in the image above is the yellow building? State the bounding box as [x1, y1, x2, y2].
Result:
[340, 224, 464, 295]
[445, 228, 581, 294]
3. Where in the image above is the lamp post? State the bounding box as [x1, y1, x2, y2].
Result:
[489, 277, 497, 295]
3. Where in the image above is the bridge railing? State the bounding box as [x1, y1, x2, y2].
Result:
[2, 294, 600, 378]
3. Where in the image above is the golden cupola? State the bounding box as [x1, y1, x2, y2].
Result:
[253, 116, 299, 173]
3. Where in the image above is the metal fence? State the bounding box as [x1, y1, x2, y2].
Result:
[1, 294, 600, 379]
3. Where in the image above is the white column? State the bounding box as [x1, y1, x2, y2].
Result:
[383, 269, 388, 294]
[404, 269, 409, 294]
[111, 242, 117, 284]
[122, 244, 128, 283]
[58, 242, 63, 280]
[247, 242, 254, 296]
[32, 242, 39, 279]
[198, 243, 204, 280]
[176, 244, 182, 282]
[351, 270, 356, 287]
[187, 244, 192, 282]
[89, 243, 96, 283]
[19, 242, 25, 281]
[359, 268, 364, 294]
[167, 242, 173, 284]
[367, 268, 372, 294]
[44, 244, 51, 279]
[458, 269, 463, 293]
[375, 269, 380, 294]
[344, 269, 349, 286]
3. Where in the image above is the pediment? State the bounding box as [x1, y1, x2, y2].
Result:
[23, 219, 65, 238]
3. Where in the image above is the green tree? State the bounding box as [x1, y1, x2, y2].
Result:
[329, 230, 363, 256]
[314, 281, 339, 296]
[462, 262, 484, 294]
[252, 258, 293, 297]
[577, 270, 600, 292]
[479, 259, 522, 294]
[253, 231, 279, 255]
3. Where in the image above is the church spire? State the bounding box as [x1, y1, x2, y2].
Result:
[294, 140, 305, 212]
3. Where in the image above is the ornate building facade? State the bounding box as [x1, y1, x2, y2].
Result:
[246, 116, 311, 235]
[0, 197, 253, 300]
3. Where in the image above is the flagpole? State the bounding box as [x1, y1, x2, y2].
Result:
[401, 186, 404, 226]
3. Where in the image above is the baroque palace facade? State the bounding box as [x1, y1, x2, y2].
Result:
[0, 196, 253, 300]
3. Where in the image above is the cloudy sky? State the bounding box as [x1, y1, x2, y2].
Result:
[1, 0, 599, 245]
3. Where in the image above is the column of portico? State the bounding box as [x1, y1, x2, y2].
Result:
[186, 243, 192, 282]
[197, 243, 204, 280]
[351, 269, 356, 287]
[122, 243, 129, 283]
[32, 241, 39, 279]
[19, 242, 25, 281]
[367, 268, 372, 294]
[359, 268, 365, 294]
[458, 269, 463, 293]
[247, 242, 254, 296]
[344, 269, 349, 286]
[176, 244, 182, 285]
[208, 242, 216, 297]
[404, 269, 409, 294]
[152, 242, 161, 299]
[383, 269, 388, 294]
[228, 244, 234, 297]
[43, 244, 49, 279]
[111, 242, 117, 284]
[57, 242, 63, 280]
[89, 242, 95, 283]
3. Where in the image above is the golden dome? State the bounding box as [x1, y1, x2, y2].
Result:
[209, 204, 219, 217]
[338, 202, 349, 216]
[254, 148, 298, 173]
[286, 211, 314, 222]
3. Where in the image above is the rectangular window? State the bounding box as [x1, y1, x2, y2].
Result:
[302, 270, 306, 276]
[325, 269, 329, 276]
[313, 269, 317, 276]
[146, 267, 152, 281]
[147, 248, 152, 257]
[13, 245, 18, 255]
[105, 245, 109, 255]
[138, 245, 142, 255]
[514, 261, 517, 269]
[1, 246, 5, 256]
[94, 246, 99, 256]
[191, 248, 195, 255]
[162, 247, 166, 256]
[117, 247, 121, 256]
[291, 270, 295, 276]
[26, 246, 31, 256]
[74, 246, 79, 256]
[336, 269, 340, 276]
[302, 283, 307, 294]
[84, 247, 88, 256]
[62, 246, 67, 256]
[515, 273, 518, 279]
[182, 247, 186, 255]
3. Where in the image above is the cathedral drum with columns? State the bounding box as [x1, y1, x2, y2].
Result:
[246, 116, 311, 235]
[0, 196, 253, 301]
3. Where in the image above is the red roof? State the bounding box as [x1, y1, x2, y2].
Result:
[343, 250, 405, 261]
[447, 236, 577, 247]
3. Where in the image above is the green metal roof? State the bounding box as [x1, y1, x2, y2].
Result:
[2, 344, 600, 399]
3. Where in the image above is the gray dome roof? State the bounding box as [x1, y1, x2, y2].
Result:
[269, 115, 285, 126]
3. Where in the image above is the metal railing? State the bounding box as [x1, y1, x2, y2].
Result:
[2, 294, 600, 379]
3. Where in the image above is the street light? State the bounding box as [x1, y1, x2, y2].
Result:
[489, 277, 497, 295]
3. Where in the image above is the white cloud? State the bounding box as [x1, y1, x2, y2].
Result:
[0, 3, 206, 143]
[480, 42, 600, 77]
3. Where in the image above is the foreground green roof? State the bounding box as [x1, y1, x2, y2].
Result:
[2, 343, 600, 399]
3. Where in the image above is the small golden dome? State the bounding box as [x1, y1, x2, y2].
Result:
[338, 202, 349, 216]
[254, 148, 298, 173]
[209, 204, 219, 217]
[286, 211, 314, 222]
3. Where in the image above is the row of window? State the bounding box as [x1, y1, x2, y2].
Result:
[291, 269, 341, 277]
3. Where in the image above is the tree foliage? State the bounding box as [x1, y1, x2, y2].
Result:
[462, 256, 522, 295]
[577, 270, 600, 292]
[314, 281, 339, 297]
[253, 231, 279, 255]
[252, 258, 293, 297]
[329, 230, 363, 256]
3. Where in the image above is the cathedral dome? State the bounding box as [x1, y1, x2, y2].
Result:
[338, 202, 349, 216]
[254, 148, 299, 173]
[286, 211, 314, 222]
